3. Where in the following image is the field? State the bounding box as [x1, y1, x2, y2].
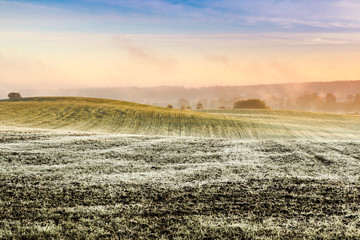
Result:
[1, 97, 360, 239]
[0, 97, 360, 140]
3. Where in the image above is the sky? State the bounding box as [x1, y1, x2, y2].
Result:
[1, 0, 360, 92]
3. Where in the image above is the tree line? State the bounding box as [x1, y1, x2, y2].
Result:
[289, 93, 360, 112]
[172, 93, 360, 113]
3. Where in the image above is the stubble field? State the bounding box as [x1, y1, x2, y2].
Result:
[1, 127, 360, 239]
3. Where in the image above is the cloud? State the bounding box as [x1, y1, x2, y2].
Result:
[202, 0, 360, 30]
[114, 35, 176, 71]
[206, 54, 230, 66]
[0, 52, 50, 72]
[195, 32, 360, 46]
[0, 0, 63, 12]
[204, 53, 306, 82]
[0, 51, 61, 93]
[268, 61, 304, 81]
[3, 0, 360, 33]
[89, 0, 360, 30]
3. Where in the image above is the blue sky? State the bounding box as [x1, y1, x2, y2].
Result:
[2, 0, 360, 34]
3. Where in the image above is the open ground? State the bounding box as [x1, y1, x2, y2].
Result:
[0, 98, 359, 239]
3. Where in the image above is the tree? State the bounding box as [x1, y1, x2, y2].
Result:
[325, 93, 336, 105]
[324, 93, 337, 111]
[197, 98, 208, 108]
[181, 105, 186, 110]
[166, 104, 173, 109]
[196, 103, 204, 109]
[296, 93, 323, 110]
[355, 94, 360, 104]
[353, 94, 360, 111]
[217, 98, 226, 107]
[210, 99, 217, 109]
[177, 98, 189, 108]
[186, 105, 192, 109]
[8, 92, 22, 99]
[233, 99, 269, 109]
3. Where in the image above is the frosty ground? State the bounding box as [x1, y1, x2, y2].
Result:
[0, 127, 359, 239]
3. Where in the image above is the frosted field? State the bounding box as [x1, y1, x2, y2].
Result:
[1, 127, 360, 239]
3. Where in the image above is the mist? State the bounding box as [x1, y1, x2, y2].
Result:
[4, 80, 359, 113]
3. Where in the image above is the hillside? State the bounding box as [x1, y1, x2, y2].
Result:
[0, 97, 359, 139]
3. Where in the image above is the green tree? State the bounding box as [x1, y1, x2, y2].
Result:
[8, 92, 22, 99]
[233, 99, 269, 109]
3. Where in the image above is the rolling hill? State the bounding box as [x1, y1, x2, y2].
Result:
[0, 97, 359, 139]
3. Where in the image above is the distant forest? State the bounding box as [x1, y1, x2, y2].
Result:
[16, 80, 360, 113]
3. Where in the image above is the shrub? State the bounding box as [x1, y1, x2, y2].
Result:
[8, 92, 22, 99]
[196, 103, 204, 109]
[233, 99, 269, 109]
[166, 104, 173, 109]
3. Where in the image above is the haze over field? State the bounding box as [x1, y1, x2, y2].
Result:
[1, 0, 360, 94]
[11, 80, 359, 113]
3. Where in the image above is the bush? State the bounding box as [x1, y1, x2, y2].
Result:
[196, 103, 204, 109]
[186, 106, 192, 109]
[8, 92, 22, 99]
[166, 104, 173, 109]
[233, 99, 269, 109]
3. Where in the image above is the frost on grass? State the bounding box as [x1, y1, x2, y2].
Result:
[0, 128, 360, 239]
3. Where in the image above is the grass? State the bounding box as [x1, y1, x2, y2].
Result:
[0, 128, 359, 239]
[1, 97, 360, 139]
